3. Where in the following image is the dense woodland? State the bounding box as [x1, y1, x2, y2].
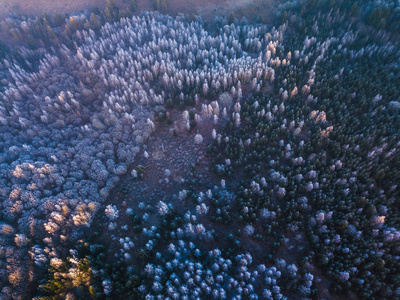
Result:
[0, 0, 399, 299]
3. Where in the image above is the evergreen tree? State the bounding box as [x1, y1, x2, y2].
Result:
[69, 16, 80, 30]
[228, 12, 235, 25]
[90, 13, 101, 30]
[130, 0, 138, 12]
[53, 13, 65, 27]
[104, 7, 113, 22]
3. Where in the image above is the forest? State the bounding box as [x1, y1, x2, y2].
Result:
[0, 0, 399, 299]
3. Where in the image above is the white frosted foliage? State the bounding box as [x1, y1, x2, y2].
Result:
[194, 134, 203, 144]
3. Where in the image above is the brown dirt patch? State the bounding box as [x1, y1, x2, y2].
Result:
[91, 100, 227, 263]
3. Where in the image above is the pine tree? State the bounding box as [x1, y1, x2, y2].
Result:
[90, 13, 101, 30]
[69, 17, 80, 31]
[153, 0, 161, 10]
[161, 0, 168, 11]
[106, 0, 117, 9]
[65, 25, 72, 37]
[349, 2, 359, 17]
[104, 7, 113, 22]
[53, 13, 65, 27]
[281, 11, 287, 24]
[228, 12, 235, 25]
[130, 0, 138, 12]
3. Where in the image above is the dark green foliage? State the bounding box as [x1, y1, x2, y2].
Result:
[90, 13, 102, 31]
[276, 0, 400, 34]
[39, 258, 96, 299]
[228, 12, 235, 25]
[0, 40, 9, 60]
[153, 0, 168, 11]
[52, 13, 66, 27]
[367, 8, 390, 30]
[130, 0, 138, 12]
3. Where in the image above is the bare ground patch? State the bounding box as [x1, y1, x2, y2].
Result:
[89, 99, 227, 266]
